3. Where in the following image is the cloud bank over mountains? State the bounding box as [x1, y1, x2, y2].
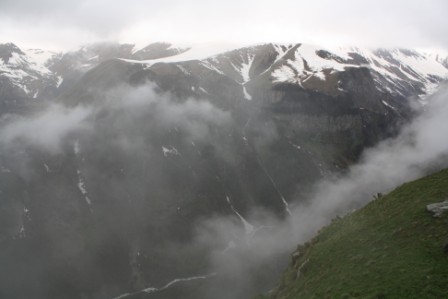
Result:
[1, 0, 447, 50]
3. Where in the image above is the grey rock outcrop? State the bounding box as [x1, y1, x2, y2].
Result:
[427, 200, 448, 217]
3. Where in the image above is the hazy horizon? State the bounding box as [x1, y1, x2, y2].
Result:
[1, 0, 447, 51]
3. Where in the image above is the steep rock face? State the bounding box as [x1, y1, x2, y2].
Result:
[0, 42, 447, 299]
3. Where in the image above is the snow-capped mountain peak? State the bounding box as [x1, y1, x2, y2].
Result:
[0, 43, 59, 98]
[114, 42, 448, 99]
[1, 41, 447, 109]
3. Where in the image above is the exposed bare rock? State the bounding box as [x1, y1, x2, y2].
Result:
[426, 199, 448, 217]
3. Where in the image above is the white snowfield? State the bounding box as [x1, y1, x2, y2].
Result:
[120, 42, 252, 65]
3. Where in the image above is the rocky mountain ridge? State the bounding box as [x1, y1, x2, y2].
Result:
[1, 41, 447, 107]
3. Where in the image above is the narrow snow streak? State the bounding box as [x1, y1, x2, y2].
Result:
[73, 141, 92, 209]
[382, 100, 397, 111]
[76, 170, 92, 206]
[56, 76, 63, 87]
[146, 274, 214, 292]
[112, 273, 216, 299]
[226, 196, 254, 235]
[256, 157, 292, 216]
[216, 175, 255, 235]
[239, 53, 255, 83]
[242, 86, 252, 100]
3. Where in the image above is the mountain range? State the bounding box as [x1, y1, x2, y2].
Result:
[0, 41, 447, 299]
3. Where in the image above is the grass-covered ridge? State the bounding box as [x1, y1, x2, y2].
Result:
[263, 168, 448, 299]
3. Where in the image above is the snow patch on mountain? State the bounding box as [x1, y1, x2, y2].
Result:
[119, 42, 252, 65]
[56, 76, 63, 87]
[239, 53, 255, 83]
[0, 44, 59, 96]
[24, 49, 56, 72]
[162, 146, 180, 157]
[269, 44, 448, 97]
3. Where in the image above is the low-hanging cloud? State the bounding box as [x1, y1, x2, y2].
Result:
[0, 104, 92, 154]
[0, 84, 231, 156]
[191, 86, 448, 298]
[104, 84, 232, 141]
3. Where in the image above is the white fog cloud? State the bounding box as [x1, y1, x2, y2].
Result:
[105, 84, 232, 140]
[0, 105, 92, 153]
[290, 86, 448, 238]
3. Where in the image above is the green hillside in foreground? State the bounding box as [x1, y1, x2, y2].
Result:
[260, 168, 448, 299]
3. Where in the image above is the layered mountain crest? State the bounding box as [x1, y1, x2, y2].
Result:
[0, 42, 190, 111]
[1, 41, 447, 108]
[119, 42, 448, 100]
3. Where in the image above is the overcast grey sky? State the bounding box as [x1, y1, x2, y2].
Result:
[0, 0, 447, 51]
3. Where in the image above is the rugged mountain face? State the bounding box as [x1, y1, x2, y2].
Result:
[0, 42, 188, 113]
[0, 41, 447, 299]
[0, 43, 59, 112]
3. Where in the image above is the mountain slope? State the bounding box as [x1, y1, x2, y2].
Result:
[264, 168, 448, 299]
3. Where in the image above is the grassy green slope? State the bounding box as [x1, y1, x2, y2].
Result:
[264, 168, 448, 299]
